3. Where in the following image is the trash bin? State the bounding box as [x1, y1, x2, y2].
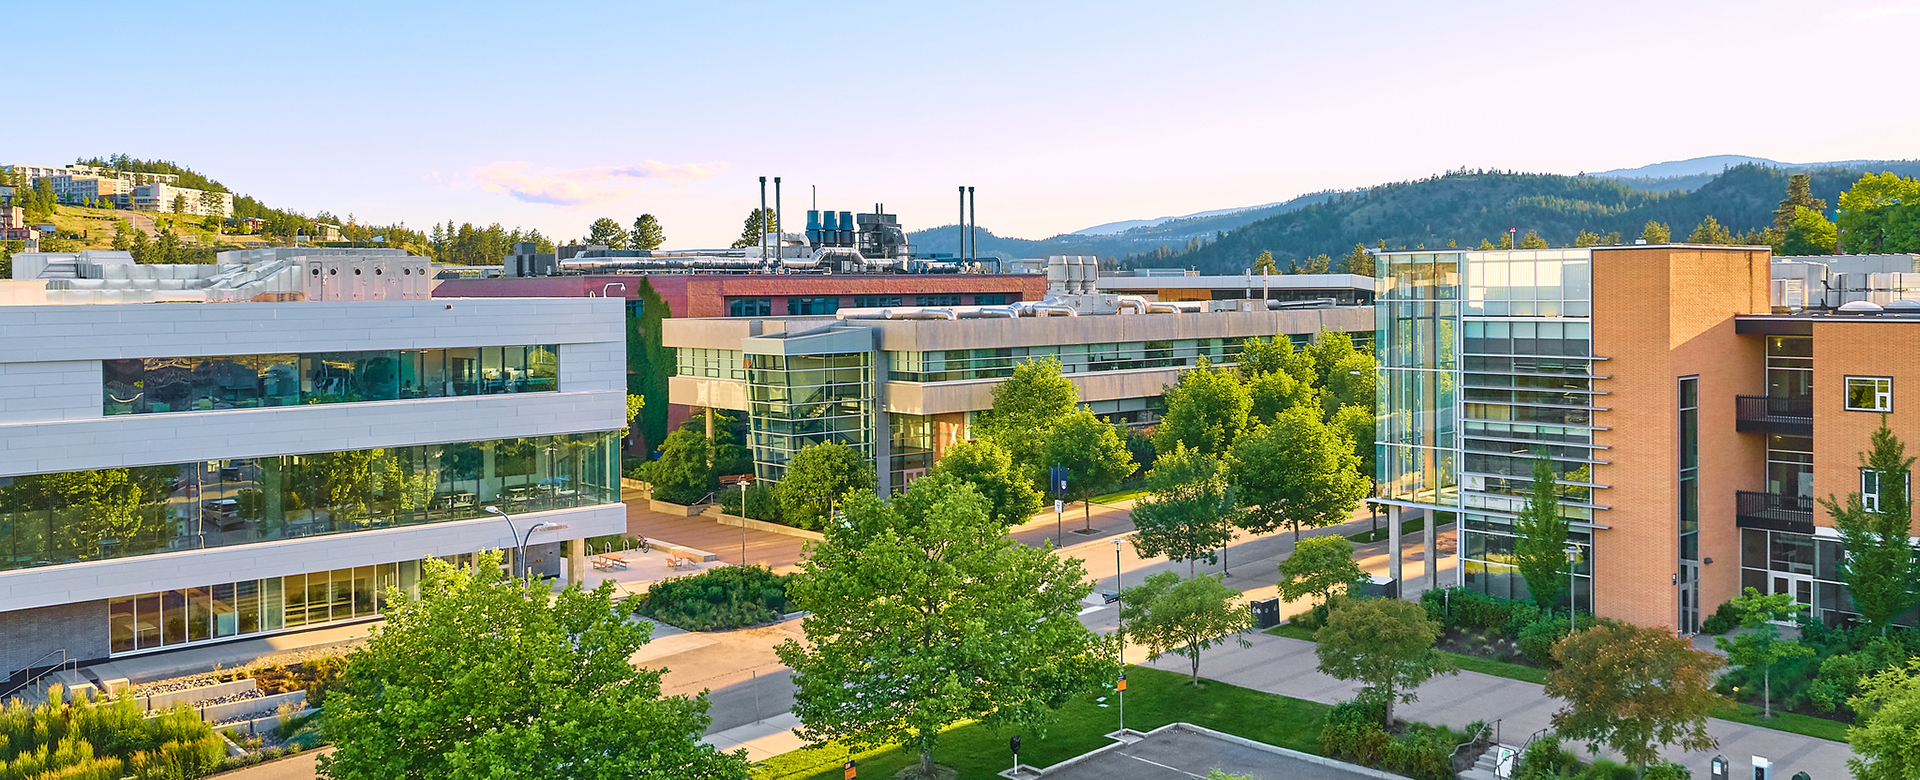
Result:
[1361, 575, 1398, 600]
[1251, 597, 1280, 629]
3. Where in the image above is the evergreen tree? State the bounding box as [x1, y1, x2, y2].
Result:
[1519, 231, 1550, 249]
[1572, 229, 1600, 248]
[631, 213, 665, 250]
[1772, 173, 1827, 232]
[1819, 422, 1920, 632]
[1687, 216, 1733, 245]
[730, 208, 777, 249]
[1253, 250, 1276, 275]
[1513, 453, 1572, 609]
[1303, 253, 1332, 274]
[1641, 220, 1671, 243]
[1342, 243, 1374, 276]
[587, 217, 628, 249]
[1476, 238, 1496, 250]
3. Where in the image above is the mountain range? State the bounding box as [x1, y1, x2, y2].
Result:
[906, 156, 1920, 273]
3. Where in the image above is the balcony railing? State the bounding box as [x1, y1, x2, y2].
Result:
[1736, 490, 1815, 534]
[1736, 395, 1813, 435]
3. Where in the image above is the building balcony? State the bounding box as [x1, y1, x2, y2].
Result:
[1736, 490, 1815, 535]
[1736, 395, 1812, 436]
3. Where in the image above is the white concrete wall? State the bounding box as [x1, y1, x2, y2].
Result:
[0, 503, 624, 613]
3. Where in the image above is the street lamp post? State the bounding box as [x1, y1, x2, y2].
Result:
[1563, 542, 1583, 639]
[485, 505, 559, 580]
[1113, 537, 1129, 734]
[737, 476, 754, 566]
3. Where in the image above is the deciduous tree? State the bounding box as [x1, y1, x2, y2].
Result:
[1043, 409, 1137, 529]
[646, 428, 715, 505]
[926, 438, 1043, 526]
[775, 442, 875, 530]
[1120, 571, 1252, 684]
[1129, 444, 1238, 575]
[1253, 250, 1276, 275]
[1278, 535, 1364, 607]
[1546, 623, 1724, 771]
[1838, 173, 1920, 253]
[777, 478, 1109, 779]
[1231, 406, 1368, 543]
[1314, 597, 1456, 726]
[319, 551, 748, 780]
[1779, 206, 1837, 255]
[1153, 357, 1251, 458]
[1819, 421, 1920, 632]
[1714, 588, 1816, 718]
[975, 357, 1079, 479]
[1849, 658, 1920, 780]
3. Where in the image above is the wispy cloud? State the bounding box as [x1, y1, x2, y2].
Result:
[1825, 1, 1920, 23]
[467, 160, 729, 206]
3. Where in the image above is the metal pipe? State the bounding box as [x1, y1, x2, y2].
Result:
[959, 186, 966, 260]
[774, 176, 783, 260]
[968, 186, 977, 262]
[758, 177, 768, 261]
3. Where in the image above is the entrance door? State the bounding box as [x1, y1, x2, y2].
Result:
[1771, 572, 1813, 612]
[1679, 562, 1701, 634]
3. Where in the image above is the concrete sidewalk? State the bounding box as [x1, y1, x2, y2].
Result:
[1134, 632, 1850, 780]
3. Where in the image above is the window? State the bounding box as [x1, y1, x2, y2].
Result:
[974, 293, 1009, 306]
[103, 345, 560, 415]
[625, 299, 644, 319]
[787, 297, 840, 315]
[853, 295, 901, 308]
[728, 297, 772, 317]
[1862, 468, 1911, 513]
[1846, 376, 1892, 412]
[916, 294, 962, 307]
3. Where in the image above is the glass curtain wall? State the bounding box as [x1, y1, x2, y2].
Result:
[1378, 252, 1460, 510]
[746, 352, 874, 481]
[108, 559, 424, 655]
[0, 432, 619, 573]
[104, 345, 559, 415]
[1452, 249, 1597, 612]
[886, 338, 1246, 382]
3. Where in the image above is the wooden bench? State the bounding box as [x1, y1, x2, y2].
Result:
[666, 555, 698, 571]
[590, 556, 627, 571]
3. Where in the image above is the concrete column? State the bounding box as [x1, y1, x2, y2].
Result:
[1423, 510, 1438, 592]
[1387, 505, 1403, 595]
[566, 538, 588, 587]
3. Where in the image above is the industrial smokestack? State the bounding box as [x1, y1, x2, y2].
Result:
[968, 186, 977, 263]
[774, 176, 783, 260]
[759, 177, 768, 262]
[958, 186, 966, 261]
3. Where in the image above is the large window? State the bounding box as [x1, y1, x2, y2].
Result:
[1846, 376, 1892, 412]
[747, 352, 873, 481]
[109, 560, 423, 655]
[787, 297, 840, 315]
[728, 298, 773, 317]
[853, 295, 902, 308]
[0, 432, 619, 573]
[1680, 376, 1699, 561]
[887, 338, 1244, 382]
[103, 345, 559, 415]
[916, 294, 962, 307]
[974, 293, 1009, 306]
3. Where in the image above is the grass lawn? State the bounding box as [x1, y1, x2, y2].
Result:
[751, 665, 1330, 780]
[1348, 515, 1455, 544]
[1263, 623, 1318, 642]
[1089, 487, 1150, 505]
[1714, 702, 1851, 743]
[1267, 623, 1548, 684]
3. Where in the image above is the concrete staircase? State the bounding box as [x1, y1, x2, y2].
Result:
[1458, 744, 1518, 780]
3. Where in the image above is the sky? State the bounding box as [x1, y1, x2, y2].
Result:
[14, 1, 1920, 246]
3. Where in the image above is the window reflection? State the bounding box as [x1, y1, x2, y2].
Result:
[104, 559, 425, 655]
[0, 432, 619, 573]
[104, 345, 561, 415]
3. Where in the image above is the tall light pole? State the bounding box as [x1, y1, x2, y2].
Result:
[736, 476, 754, 566]
[1564, 542, 1583, 639]
[1112, 537, 1129, 734]
[485, 505, 559, 580]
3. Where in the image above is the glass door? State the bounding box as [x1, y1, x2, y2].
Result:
[1679, 562, 1701, 634]
[1771, 571, 1814, 614]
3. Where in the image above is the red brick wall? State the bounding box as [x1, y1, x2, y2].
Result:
[434, 273, 1045, 319]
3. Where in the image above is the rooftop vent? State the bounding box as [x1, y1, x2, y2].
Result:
[1837, 300, 1885, 315]
[1884, 299, 1920, 316]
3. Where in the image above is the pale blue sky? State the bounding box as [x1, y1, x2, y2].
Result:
[15, 1, 1920, 245]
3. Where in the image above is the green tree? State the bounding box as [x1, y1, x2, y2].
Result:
[1496, 231, 1514, 249]
[776, 478, 1109, 779]
[587, 217, 629, 248]
[1687, 215, 1733, 244]
[729, 208, 777, 249]
[1772, 173, 1827, 233]
[170, 193, 186, 214]
[926, 438, 1043, 526]
[1249, 368, 1320, 423]
[1838, 173, 1920, 253]
[775, 442, 875, 530]
[1779, 206, 1837, 255]
[1571, 229, 1601, 248]
[1153, 357, 1251, 458]
[646, 428, 715, 505]
[1513, 453, 1572, 610]
[1342, 243, 1374, 276]
[1330, 405, 1375, 487]
[1884, 202, 1920, 253]
[1042, 409, 1137, 529]
[1818, 421, 1920, 633]
[1239, 335, 1317, 389]
[975, 357, 1080, 480]
[621, 393, 644, 440]
[319, 551, 749, 780]
[1302, 253, 1332, 274]
[1476, 238, 1497, 250]
[1307, 330, 1361, 390]
[1278, 535, 1365, 607]
[1518, 230, 1550, 249]
[1714, 587, 1816, 718]
[1320, 348, 1376, 419]
[631, 213, 665, 250]
[1545, 623, 1725, 771]
[1231, 406, 1368, 543]
[1129, 444, 1239, 575]
[1314, 597, 1456, 726]
[1120, 571, 1252, 684]
[1641, 220, 1671, 244]
[1849, 658, 1920, 780]
[1253, 250, 1276, 275]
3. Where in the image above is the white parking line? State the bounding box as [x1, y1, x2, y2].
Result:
[1122, 753, 1203, 779]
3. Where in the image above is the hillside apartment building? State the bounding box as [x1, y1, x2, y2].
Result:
[1376, 244, 1920, 632]
[0, 250, 625, 684]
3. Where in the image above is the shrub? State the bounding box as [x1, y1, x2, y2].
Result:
[637, 565, 793, 631]
[1518, 617, 1570, 666]
[1513, 735, 1580, 780]
[1578, 759, 1636, 780]
[719, 482, 782, 524]
[0, 693, 227, 780]
[1380, 723, 1458, 780]
[1319, 708, 1391, 766]
[1642, 761, 1692, 780]
[1700, 600, 1741, 635]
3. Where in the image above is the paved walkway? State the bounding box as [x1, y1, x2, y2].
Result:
[1126, 631, 1850, 780]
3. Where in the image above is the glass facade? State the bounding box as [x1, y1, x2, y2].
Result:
[0, 432, 620, 573]
[108, 560, 424, 655]
[853, 295, 902, 308]
[729, 298, 773, 317]
[104, 346, 558, 415]
[1733, 529, 1916, 626]
[787, 297, 840, 316]
[887, 339, 1245, 383]
[1679, 376, 1701, 633]
[746, 352, 874, 481]
[1382, 249, 1597, 611]
[676, 348, 747, 380]
[916, 294, 963, 307]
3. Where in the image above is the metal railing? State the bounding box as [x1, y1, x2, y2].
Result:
[1449, 718, 1499, 777]
[1, 650, 77, 703]
[1736, 490, 1815, 534]
[1736, 395, 1813, 433]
